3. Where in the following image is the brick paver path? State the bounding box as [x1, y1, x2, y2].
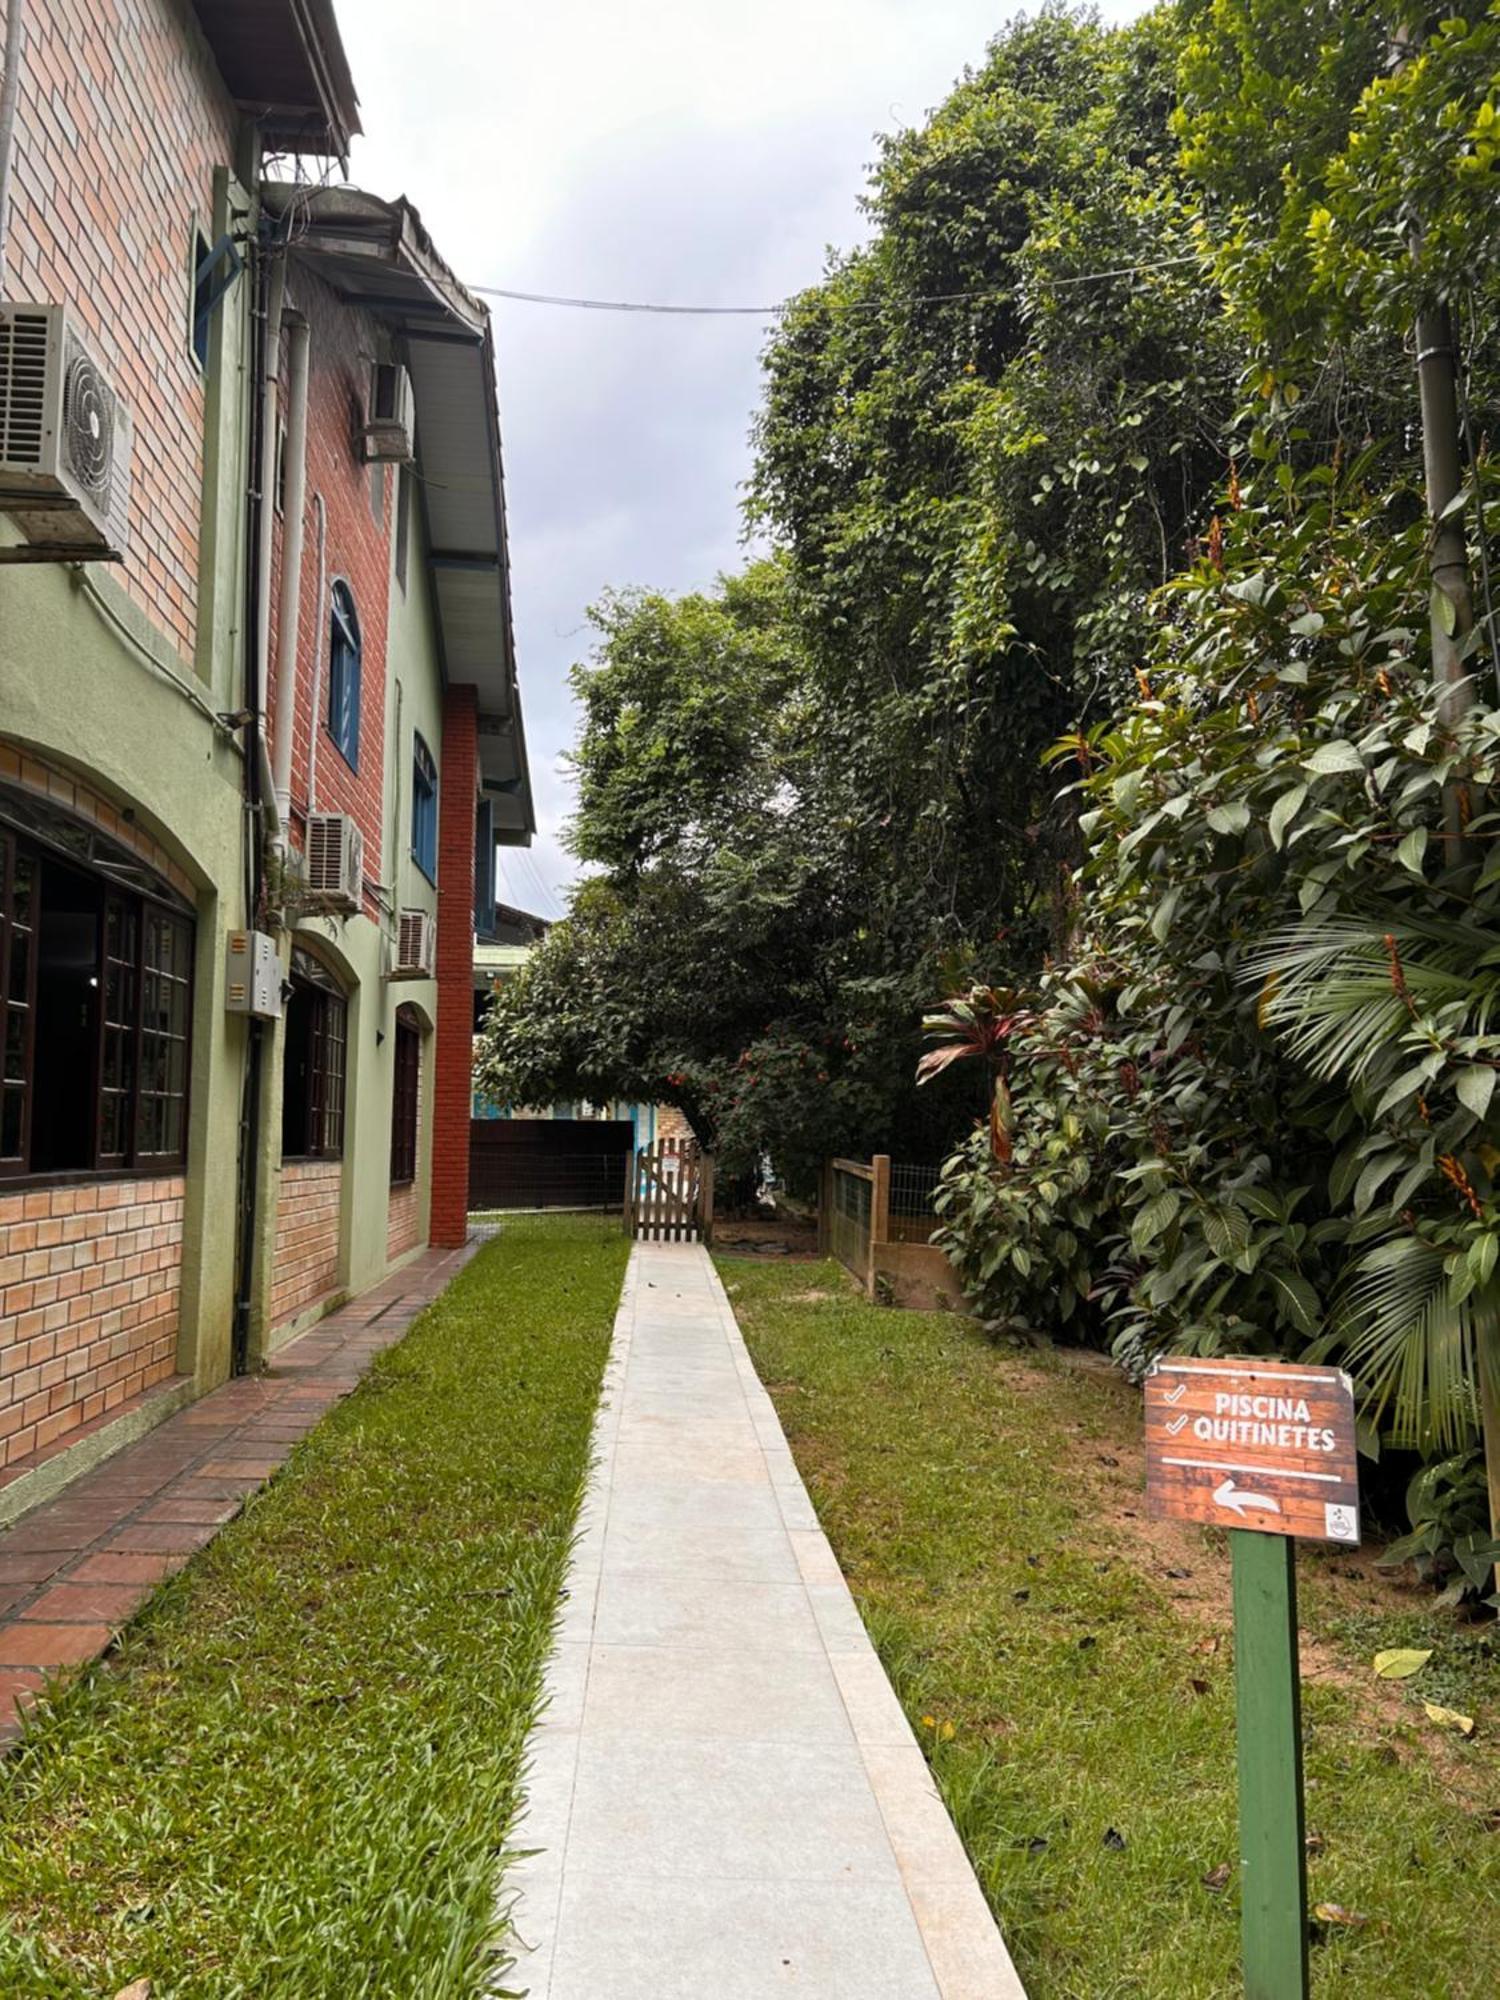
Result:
[0, 1239, 479, 1744]
[502, 1241, 1026, 1999]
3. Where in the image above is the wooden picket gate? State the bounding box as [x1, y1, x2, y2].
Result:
[625, 1135, 714, 1243]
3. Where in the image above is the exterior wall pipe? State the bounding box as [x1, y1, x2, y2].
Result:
[271, 308, 310, 830]
[234, 222, 277, 1378]
[306, 491, 327, 811]
[0, 0, 25, 279]
[253, 253, 286, 847]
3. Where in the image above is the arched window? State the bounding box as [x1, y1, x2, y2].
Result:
[411, 732, 437, 880]
[328, 581, 361, 769]
[281, 947, 347, 1161]
[390, 1004, 423, 1185]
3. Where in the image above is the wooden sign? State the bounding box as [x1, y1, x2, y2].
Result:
[1145, 1356, 1360, 1545]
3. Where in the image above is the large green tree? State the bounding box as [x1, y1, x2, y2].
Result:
[477, 563, 978, 1183]
[481, 3, 1236, 1181]
[928, 1, 1500, 1584]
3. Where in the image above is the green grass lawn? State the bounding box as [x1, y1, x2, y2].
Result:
[0, 1214, 628, 2000]
[721, 1255, 1500, 2000]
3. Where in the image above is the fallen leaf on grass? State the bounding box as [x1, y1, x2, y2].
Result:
[1423, 1702, 1476, 1737]
[1305, 1829, 1326, 1857]
[1191, 1635, 1220, 1657]
[1373, 1648, 1432, 1680]
[1188, 1677, 1211, 1696]
[1202, 1862, 1231, 1892]
[1313, 1902, 1369, 1928]
[114, 1983, 151, 2000]
[1102, 1827, 1127, 1851]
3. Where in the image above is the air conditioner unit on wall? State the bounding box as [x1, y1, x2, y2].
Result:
[0, 304, 132, 558]
[362, 361, 413, 464]
[303, 813, 365, 912]
[388, 908, 435, 980]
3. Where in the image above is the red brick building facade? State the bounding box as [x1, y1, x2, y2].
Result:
[0, 2, 533, 1511]
[0, 0, 239, 656]
[265, 265, 395, 907]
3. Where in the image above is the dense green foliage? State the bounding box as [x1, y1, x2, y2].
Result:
[928, 0, 1500, 1581]
[476, 562, 978, 1182]
[0, 1219, 628, 1998]
[484, 0, 1500, 1560]
[481, 5, 1231, 1180]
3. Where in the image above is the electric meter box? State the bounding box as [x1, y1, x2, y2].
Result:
[225, 930, 282, 1019]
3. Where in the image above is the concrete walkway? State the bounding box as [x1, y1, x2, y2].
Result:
[502, 1241, 1025, 1999]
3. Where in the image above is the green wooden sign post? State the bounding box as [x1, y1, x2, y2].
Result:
[1231, 1531, 1309, 2000]
[1144, 1356, 1363, 2000]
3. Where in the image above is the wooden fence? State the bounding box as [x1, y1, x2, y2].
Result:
[624, 1135, 716, 1243]
[819, 1154, 959, 1309]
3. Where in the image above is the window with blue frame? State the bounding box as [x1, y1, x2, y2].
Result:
[328, 582, 361, 769]
[412, 733, 437, 880]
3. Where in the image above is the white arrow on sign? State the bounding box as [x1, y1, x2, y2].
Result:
[1213, 1478, 1281, 1518]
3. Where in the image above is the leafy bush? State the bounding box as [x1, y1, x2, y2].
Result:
[928, 449, 1500, 1581]
[1376, 1454, 1500, 1612]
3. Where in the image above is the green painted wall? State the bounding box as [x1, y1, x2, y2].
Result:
[2, 182, 461, 1466]
[0, 167, 253, 1393]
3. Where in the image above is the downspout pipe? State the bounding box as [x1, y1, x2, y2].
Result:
[307, 491, 327, 812]
[271, 309, 310, 834]
[0, 0, 24, 279]
[254, 253, 287, 849]
[233, 223, 277, 1378]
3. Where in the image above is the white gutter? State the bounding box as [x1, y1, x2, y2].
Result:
[254, 254, 286, 844]
[271, 307, 310, 831]
[306, 490, 327, 812]
[0, 0, 24, 279]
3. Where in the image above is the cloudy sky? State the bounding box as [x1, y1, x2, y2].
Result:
[339, 1, 1145, 913]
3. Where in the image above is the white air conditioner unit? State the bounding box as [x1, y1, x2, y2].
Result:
[303, 813, 364, 912]
[0, 303, 132, 557]
[388, 907, 435, 980]
[362, 361, 413, 464]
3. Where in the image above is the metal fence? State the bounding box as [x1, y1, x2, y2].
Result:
[823, 1155, 945, 1293]
[888, 1161, 941, 1244]
[828, 1158, 874, 1283]
[469, 1149, 629, 1214]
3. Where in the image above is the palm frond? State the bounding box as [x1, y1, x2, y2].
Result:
[1244, 914, 1500, 1083]
[1339, 1230, 1491, 1450]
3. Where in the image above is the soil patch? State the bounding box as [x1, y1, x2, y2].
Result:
[714, 1214, 820, 1261]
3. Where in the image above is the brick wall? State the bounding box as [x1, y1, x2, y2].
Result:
[0, 1177, 184, 1471]
[269, 1159, 343, 1331]
[0, 0, 240, 657]
[265, 268, 392, 910]
[431, 686, 477, 1247]
[387, 1181, 421, 1264]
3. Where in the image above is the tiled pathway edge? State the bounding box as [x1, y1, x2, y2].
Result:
[0, 1237, 480, 1743]
[500, 1241, 1026, 1999]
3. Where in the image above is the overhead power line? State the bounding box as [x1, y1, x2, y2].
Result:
[467, 251, 1212, 321]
